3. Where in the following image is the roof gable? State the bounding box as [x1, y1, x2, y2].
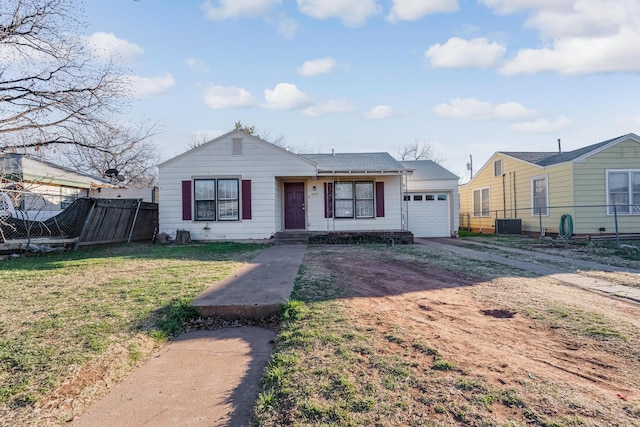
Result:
[158, 129, 316, 169]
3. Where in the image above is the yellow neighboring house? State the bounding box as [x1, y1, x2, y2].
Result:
[459, 133, 640, 236]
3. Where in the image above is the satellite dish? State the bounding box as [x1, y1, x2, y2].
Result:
[116, 175, 125, 182]
[105, 168, 119, 178]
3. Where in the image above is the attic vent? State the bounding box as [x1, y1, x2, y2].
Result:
[232, 138, 243, 156]
[494, 159, 503, 176]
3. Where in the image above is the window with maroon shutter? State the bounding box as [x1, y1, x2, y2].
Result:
[181, 180, 192, 220]
[242, 180, 252, 220]
[376, 182, 385, 217]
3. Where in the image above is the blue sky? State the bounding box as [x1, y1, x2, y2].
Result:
[83, 0, 640, 181]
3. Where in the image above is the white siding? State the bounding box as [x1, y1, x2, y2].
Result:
[159, 133, 317, 240]
[90, 187, 158, 203]
[305, 176, 403, 232]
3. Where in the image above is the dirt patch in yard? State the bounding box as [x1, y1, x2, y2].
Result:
[303, 245, 640, 425]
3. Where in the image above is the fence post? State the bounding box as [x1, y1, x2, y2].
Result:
[74, 199, 97, 250]
[127, 199, 142, 243]
[614, 204, 619, 248]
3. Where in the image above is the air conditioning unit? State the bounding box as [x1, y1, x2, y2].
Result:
[495, 219, 522, 235]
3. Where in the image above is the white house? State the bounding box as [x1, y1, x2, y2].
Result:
[0, 153, 114, 219]
[401, 160, 459, 238]
[158, 130, 459, 241]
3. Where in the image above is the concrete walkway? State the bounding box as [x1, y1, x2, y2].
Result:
[71, 328, 275, 427]
[72, 244, 308, 427]
[192, 244, 307, 319]
[415, 238, 640, 303]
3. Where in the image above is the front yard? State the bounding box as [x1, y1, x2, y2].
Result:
[2, 238, 639, 426]
[0, 242, 263, 426]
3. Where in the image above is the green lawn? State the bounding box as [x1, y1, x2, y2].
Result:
[0, 242, 263, 425]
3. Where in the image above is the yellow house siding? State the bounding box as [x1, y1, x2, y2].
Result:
[460, 153, 576, 234]
[572, 137, 640, 234]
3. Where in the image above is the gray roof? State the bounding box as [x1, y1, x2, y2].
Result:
[500, 134, 635, 166]
[300, 152, 409, 173]
[400, 160, 459, 180]
[1, 153, 112, 185]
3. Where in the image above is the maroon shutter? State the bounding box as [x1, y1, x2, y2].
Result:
[324, 182, 333, 218]
[242, 179, 252, 220]
[182, 180, 192, 220]
[375, 182, 385, 218]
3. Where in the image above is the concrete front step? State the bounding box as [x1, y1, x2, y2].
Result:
[273, 231, 310, 245]
[191, 245, 306, 319]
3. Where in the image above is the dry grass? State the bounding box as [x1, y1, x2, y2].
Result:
[460, 234, 640, 270]
[0, 242, 263, 426]
[255, 244, 640, 427]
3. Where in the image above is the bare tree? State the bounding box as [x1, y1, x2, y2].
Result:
[185, 121, 296, 152]
[53, 122, 160, 187]
[234, 120, 297, 152]
[393, 138, 443, 163]
[185, 134, 209, 151]
[0, 0, 128, 153]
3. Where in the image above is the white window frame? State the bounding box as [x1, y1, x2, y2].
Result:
[472, 187, 491, 217]
[334, 181, 374, 219]
[531, 175, 549, 216]
[494, 159, 502, 177]
[606, 169, 640, 215]
[193, 178, 240, 221]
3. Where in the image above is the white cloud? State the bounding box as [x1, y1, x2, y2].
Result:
[298, 57, 337, 76]
[186, 58, 211, 72]
[88, 32, 144, 62]
[275, 16, 298, 38]
[481, 1, 640, 75]
[201, 0, 281, 20]
[127, 73, 175, 98]
[364, 105, 396, 119]
[526, 1, 636, 39]
[262, 83, 312, 110]
[193, 129, 225, 141]
[616, 114, 640, 127]
[500, 27, 640, 75]
[433, 98, 537, 120]
[510, 116, 572, 133]
[387, 0, 458, 23]
[202, 84, 254, 109]
[479, 0, 574, 15]
[303, 100, 356, 116]
[425, 37, 506, 68]
[297, 0, 380, 27]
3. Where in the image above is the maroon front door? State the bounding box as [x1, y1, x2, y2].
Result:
[284, 182, 305, 229]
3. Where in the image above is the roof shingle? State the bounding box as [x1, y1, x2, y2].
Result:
[300, 152, 408, 173]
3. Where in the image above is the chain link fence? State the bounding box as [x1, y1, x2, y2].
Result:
[459, 204, 640, 245]
[1, 188, 158, 252]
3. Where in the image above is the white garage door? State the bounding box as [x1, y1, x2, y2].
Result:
[406, 192, 451, 238]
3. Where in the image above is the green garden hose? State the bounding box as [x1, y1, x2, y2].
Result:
[558, 214, 574, 238]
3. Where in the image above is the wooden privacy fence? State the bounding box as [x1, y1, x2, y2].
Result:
[75, 198, 158, 248]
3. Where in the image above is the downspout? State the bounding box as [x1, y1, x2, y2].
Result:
[509, 172, 513, 217]
[400, 175, 409, 231]
[502, 174, 507, 218]
[513, 171, 517, 218]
